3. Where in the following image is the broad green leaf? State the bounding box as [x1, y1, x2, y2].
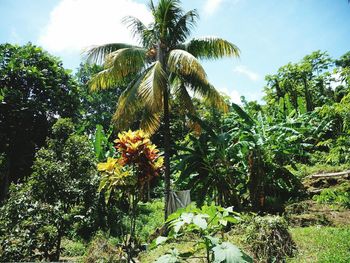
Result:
[156, 236, 168, 245]
[150, 236, 168, 249]
[155, 249, 180, 263]
[205, 235, 220, 245]
[180, 212, 194, 224]
[193, 214, 208, 230]
[224, 216, 240, 224]
[173, 220, 185, 233]
[219, 219, 228, 226]
[212, 242, 252, 263]
[93, 124, 104, 160]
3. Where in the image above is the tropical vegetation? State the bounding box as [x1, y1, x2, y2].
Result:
[0, 0, 350, 262]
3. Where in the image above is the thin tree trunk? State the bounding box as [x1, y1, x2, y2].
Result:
[0, 155, 9, 202]
[53, 228, 62, 261]
[302, 77, 313, 112]
[163, 88, 171, 220]
[248, 149, 265, 211]
[158, 42, 171, 220]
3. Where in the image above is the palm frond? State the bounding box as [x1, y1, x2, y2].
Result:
[88, 67, 119, 91]
[83, 43, 140, 65]
[122, 16, 154, 47]
[105, 47, 147, 74]
[170, 9, 198, 46]
[182, 37, 240, 60]
[140, 107, 162, 134]
[112, 69, 150, 130]
[173, 82, 196, 114]
[139, 61, 167, 111]
[168, 49, 208, 84]
[182, 74, 228, 112]
[89, 47, 147, 91]
[153, 0, 183, 39]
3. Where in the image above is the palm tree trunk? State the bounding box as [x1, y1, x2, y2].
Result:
[158, 43, 171, 220]
[163, 90, 171, 220]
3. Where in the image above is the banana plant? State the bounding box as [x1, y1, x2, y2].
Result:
[91, 124, 115, 161]
[230, 103, 309, 210]
[174, 116, 244, 208]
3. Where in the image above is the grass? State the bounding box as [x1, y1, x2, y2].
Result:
[288, 226, 350, 263]
[139, 225, 350, 262]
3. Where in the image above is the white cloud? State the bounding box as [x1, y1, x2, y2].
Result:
[233, 65, 260, 81]
[204, 0, 224, 15]
[204, 0, 242, 15]
[38, 0, 153, 53]
[217, 86, 241, 104]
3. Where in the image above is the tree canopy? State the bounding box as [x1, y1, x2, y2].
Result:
[0, 43, 79, 201]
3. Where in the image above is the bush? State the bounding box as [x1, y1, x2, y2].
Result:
[83, 233, 126, 263]
[0, 118, 100, 261]
[312, 183, 350, 208]
[245, 216, 296, 262]
[136, 199, 164, 243]
[61, 239, 86, 257]
[0, 184, 60, 261]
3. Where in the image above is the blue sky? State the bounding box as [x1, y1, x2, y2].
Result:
[1, 0, 349, 102]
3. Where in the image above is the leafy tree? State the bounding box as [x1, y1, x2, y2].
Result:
[75, 63, 124, 133]
[0, 43, 79, 201]
[314, 92, 350, 164]
[0, 118, 99, 261]
[85, 0, 239, 218]
[0, 183, 61, 261]
[264, 51, 335, 117]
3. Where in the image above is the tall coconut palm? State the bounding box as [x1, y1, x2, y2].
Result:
[84, 0, 240, 218]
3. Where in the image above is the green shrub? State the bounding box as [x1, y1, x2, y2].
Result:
[153, 204, 252, 262]
[83, 233, 126, 263]
[136, 199, 164, 243]
[0, 183, 60, 261]
[312, 183, 350, 208]
[0, 118, 101, 261]
[61, 239, 86, 257]
[245, 216, 296, 262]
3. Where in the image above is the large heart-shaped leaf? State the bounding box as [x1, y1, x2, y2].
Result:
[193, 214, 208, 230]
[212, 242, 252, 263]
[155, 249, 180, 263]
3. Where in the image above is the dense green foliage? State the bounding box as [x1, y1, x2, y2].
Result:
[85, 0, 240, 220]
[313, 183, 350, 208]
[154, 204, 252, 262]
[1, 0, 350, 262]
[75, 63, 123, 133]
[0, 43, 79, 201]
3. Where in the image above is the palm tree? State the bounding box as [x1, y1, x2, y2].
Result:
[85, 0, 240, 218]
